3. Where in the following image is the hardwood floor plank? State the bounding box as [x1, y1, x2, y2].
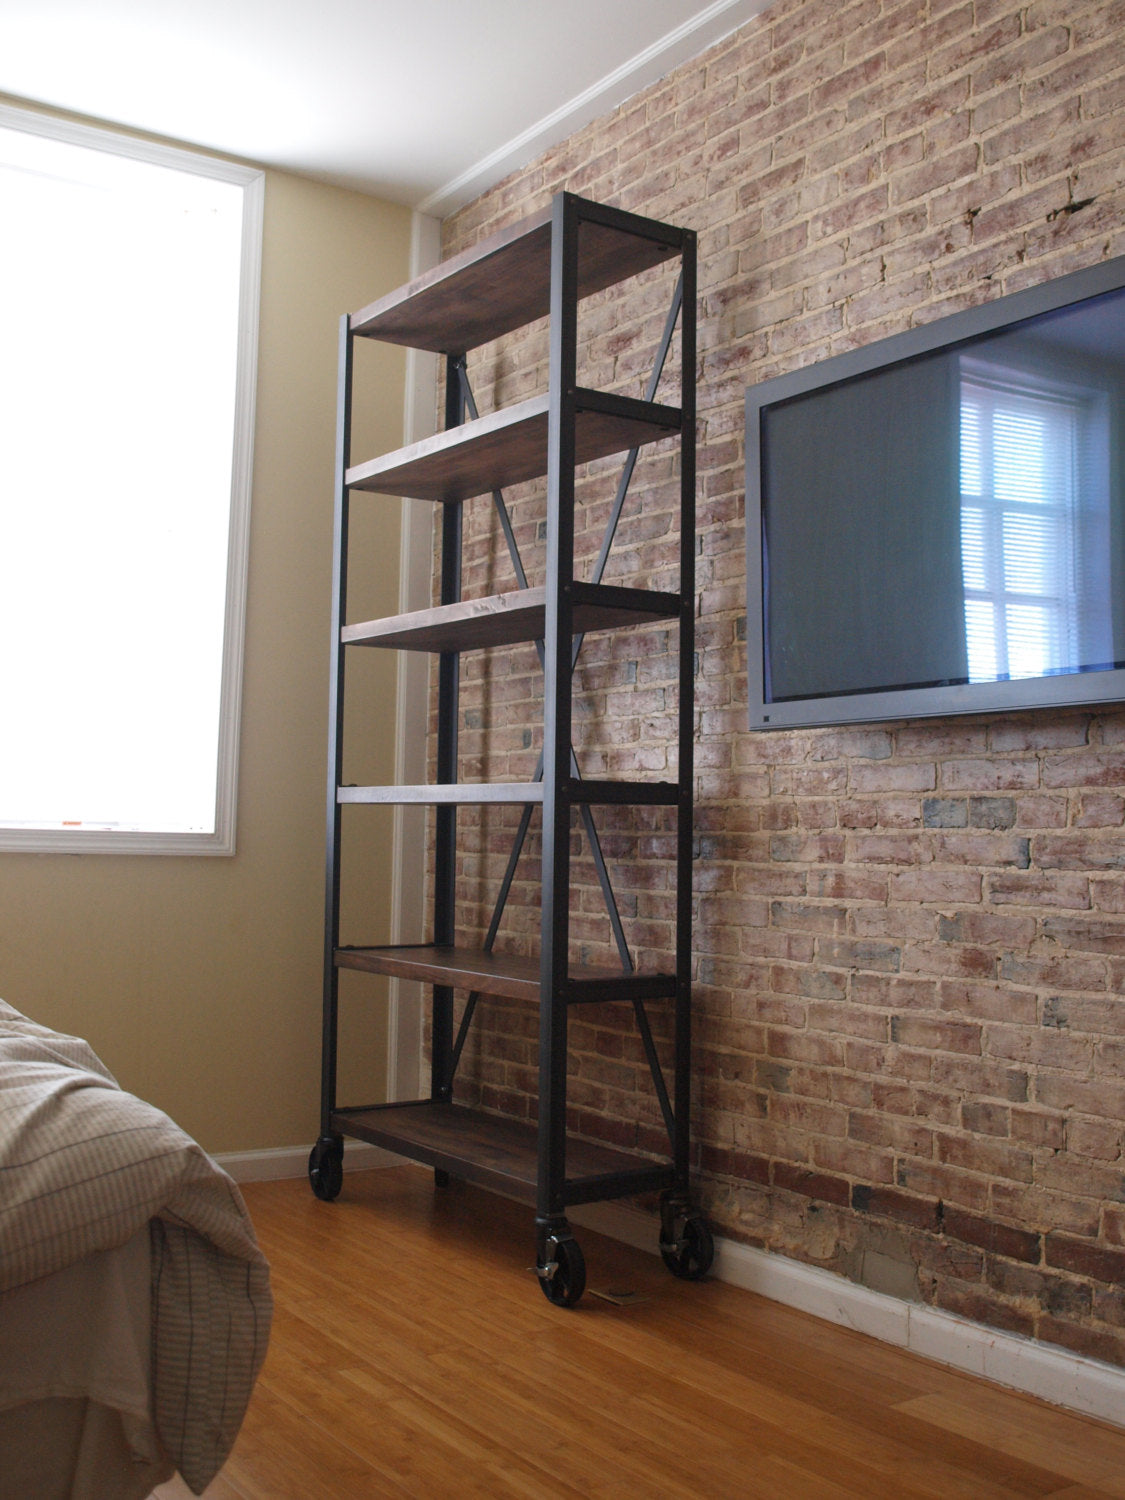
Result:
[534, 1290, 1069, 1498]
[896, 1394, 1125, 1494]
[154, 1167, 1125, 1499]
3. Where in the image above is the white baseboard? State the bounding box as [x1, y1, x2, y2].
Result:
[215, 1141, 403, 1181]
[216, 1145, 1125, 1431]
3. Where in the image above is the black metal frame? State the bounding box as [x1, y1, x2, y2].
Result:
[316, 192, 701, 1299]
[535, 196, 696, 1244]
[318, 315, 352, 1153]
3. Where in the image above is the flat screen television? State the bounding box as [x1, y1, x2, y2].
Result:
[745, 255, 1125, 730]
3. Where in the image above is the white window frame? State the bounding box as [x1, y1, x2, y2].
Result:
[0, 105, 263, 855]
[959, 355, 1110, 687]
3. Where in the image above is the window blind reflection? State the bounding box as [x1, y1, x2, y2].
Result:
[959, 358, 1108, 685]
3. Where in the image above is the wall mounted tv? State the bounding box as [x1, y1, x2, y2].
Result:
[745, 254, 1125, 730]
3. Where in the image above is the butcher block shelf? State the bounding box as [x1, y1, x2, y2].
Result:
[335, 943, 676, 1005]
[331, 1101, 675, 1208]
[346, 389, 679, 503]
[343, 582, 681, 653]
[350, 200, 681, 354]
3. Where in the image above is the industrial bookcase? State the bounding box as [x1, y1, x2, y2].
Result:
[309, 192, 712, 1306]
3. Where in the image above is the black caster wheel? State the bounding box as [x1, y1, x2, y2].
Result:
[537, 1232, 586, 1308]
[660, 1212, 714, 1280]
[308, 1137, 343, 1201]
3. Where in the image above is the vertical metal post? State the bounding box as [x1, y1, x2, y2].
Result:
[321, 314, 353, 1139]
[432, 353, 464, 1104]
[538, 194, 580, 1222]
[674, 230, 697, 1188]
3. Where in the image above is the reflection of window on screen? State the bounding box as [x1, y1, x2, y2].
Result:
[960, 357, 1111, 686]
[0, 108, 262, 853]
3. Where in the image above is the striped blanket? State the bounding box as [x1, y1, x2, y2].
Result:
[0, 1000, 271, 1494]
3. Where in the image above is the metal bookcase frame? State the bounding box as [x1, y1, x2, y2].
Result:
[310, 192, 711, 1304]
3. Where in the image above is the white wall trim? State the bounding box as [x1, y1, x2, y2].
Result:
[415, 0, 777, 217]
[216, 1142, 403, 1182]
[218, 1144, 1125, 1433]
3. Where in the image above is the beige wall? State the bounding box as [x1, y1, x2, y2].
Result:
[0, 117, 412, 1153]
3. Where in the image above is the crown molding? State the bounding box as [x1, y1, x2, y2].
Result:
[416, 0, 777, 217]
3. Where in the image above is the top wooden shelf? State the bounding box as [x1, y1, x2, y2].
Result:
[350, 197, 684, 354]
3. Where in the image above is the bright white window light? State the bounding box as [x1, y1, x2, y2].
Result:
[960, 363, 1093, 686]
[0, 109, 261, 853]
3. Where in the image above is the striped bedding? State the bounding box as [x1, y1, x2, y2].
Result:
[0, 1000, 271, 1494]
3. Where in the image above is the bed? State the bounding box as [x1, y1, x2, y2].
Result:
[0, 1001, 272, 1499]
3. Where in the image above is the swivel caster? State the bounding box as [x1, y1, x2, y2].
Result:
[308, 1135, 344, 1201]
[659, 1196, 714, 1280]
[536, 1223, 587, 1308]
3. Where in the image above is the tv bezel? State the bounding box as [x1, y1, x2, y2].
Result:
[745, 253, 1125, 731]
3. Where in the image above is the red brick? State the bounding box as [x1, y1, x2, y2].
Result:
[988, 871, 1091, 909]
[813, 1137, 896, 1183]
[1042, 750, 1125, 789]
[989, 718, 1090, 752]
[893, 1016, 982, 1054]
[852, 1182, 941, 1232]
[1010, 1107, 1066, 1151]
[933, 1283, 1035, 1337]
[852, 973, 939, 1011]
[888, 868, 983, 903]
[1040, 916, 1125, 958]
[1103, 1205, 1125, 1248]
[1067, 1116, 1125, 1161]
[848, 833, 931, 865]
[960, 1100, 1010, 1138]
[773, 1161, 851, 1206]
[943, 758, 1040, 791]
[1038, 1317, 1125, 1367]
[937, 911, 1036, 948]
[849, 1109, 934, 1157]
[1034, 835, 1125, 872]
[817, 937, 903, 973]
[897, 1160, 992, 1214]
[942, 1207, 1041, 1264]
[937, 1132, 1033, 1183]
[991, 1183, 1100, 1240]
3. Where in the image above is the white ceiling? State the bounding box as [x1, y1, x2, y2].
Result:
[0, 0, 774, 216]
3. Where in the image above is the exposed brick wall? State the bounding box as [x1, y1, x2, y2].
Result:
[434, 0, 1125, 1366]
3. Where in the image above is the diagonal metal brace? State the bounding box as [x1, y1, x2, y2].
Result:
[447, 273, 683, 998]
[633, 996, 676, 1142]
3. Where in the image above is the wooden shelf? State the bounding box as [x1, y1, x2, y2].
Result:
[330, 1100, 675, 1207]
[349, 202, 683, 354]
[338, 783, 543, 807]
[342, 582, 682, 654]
[335, 943, 676, 1005]
[345, 390, 680, 502]
[338, 779, 679, 808]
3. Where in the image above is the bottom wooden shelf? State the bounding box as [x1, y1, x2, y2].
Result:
[331, 1100, 674, 1208]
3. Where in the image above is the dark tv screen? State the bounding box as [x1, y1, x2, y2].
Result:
[745, 256, 1125, 729]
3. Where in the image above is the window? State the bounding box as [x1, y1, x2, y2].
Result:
[0, 107, 262, 853]
[960, 356, 1111, 685]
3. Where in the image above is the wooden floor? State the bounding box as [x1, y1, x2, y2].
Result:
[155, 1166, 1125, 1499]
